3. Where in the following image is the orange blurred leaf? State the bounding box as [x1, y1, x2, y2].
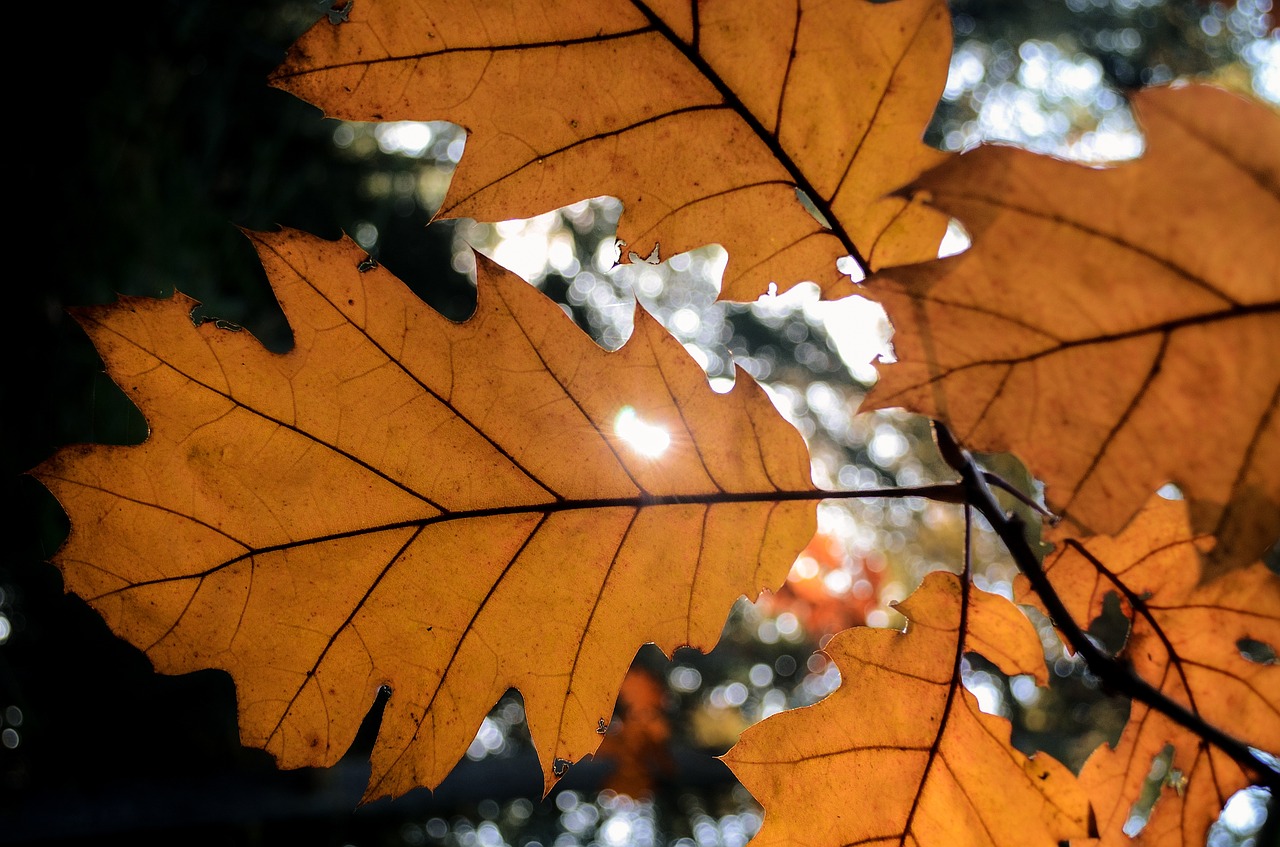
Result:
[724, 571, 1089, 846]
[270, 0, 955, 300]
[594, 666, 676, 797]
[863, 84, 1280, 576]
[32, 227, 817, 801]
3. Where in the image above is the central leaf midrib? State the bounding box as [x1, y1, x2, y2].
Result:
[104, 483, 966, 595]
[628, 0, 866, 270]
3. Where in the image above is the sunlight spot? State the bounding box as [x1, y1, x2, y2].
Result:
[1220, 786, 1269, 831]
[836, 254, 866, 282]
[373, 121, 434, 157]
[791, 555, 820, 580]
[615, 407, 670, 457]
[938, 219, 972, 258]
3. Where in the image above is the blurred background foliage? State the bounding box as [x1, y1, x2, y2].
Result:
[3, 1, 1275, 845]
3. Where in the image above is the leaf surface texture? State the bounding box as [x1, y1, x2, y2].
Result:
[1017, 496, 1280, 846]
[724, 571, 1091, 847]
[271, 0, 954, 299]
[33, 228, 817, 800]
[864, 85, 1280, 573]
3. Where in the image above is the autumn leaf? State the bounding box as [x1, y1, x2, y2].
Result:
[270, 0, 954, 300]
[1015, 495, 1280, 846]
[1080, 705, 1254, 847]
[724, 570, 1092, 847]
[863, 83, 1280, 575]
[31, 227, 818, 801]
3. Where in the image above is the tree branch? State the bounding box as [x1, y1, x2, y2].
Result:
[931, 421, 1279, 788]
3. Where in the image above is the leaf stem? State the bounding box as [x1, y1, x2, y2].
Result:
[629, 0, 872, 278]
[931, 422, 1280, 787]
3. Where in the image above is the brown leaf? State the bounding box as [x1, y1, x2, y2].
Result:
[862, 84, 1280, 575]
[724, 571, 1090, 847]
[271, 0, 954, 300]
[32, 227, 817, 801]
[1015, 495, 1280, 846]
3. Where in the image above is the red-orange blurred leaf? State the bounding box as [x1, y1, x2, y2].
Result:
[757, 531, 881, 636]
[594, 666, 676, 798]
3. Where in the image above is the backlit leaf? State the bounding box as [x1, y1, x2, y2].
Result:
[862, 84, 1280, 575]
[724, 571, 1090, 847]
[1016, 495, 1280, 846]
[271, 0, 954, 300]
[32, 227, 817, 801]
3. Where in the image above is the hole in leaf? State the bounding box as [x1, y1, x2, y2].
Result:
[1237, 638, 1277, 665]
[937, 218, 971, 258]
[1208, 786, 1273, 844]
[1086, 591, 1131, 656]
[1156, 482, 1184, 500]
[835, 255, 866, 282]
[1122, 744, 1175, 836]
[961, 653, 1009, 719]
[794, 187, 832, 230]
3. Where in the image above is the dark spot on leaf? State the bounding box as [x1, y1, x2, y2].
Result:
[1237, 637, 1277, 665]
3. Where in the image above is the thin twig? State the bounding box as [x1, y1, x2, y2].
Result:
[979, 470, 1059, 523]
[931, 421, 1279, 787]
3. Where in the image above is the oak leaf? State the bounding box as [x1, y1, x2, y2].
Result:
[32, 227, 818, 801]
[724, 570, 1092, 847]
[1015, 495, 1280, 846]
[862, 84, 1280, 575]
[270, 0, 954, 300]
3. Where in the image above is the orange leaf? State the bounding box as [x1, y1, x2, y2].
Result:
[863, 84, 1280, 575]
[1080, 706, 1252, 847]
[1016, 495, 1280, 846]
[32, 227, 817, 801]
[270, 0, 954, 299]
[724, 571, 1090, 847]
